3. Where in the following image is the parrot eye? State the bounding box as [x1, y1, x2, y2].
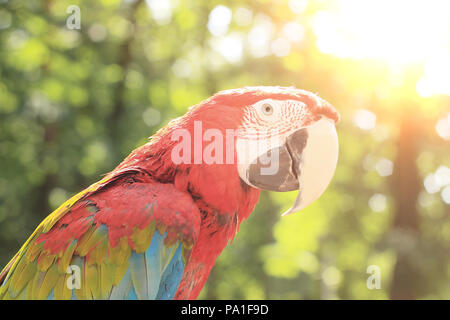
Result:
[261, 103, 274, 116]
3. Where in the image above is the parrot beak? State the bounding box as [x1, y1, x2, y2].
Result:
[237, 117, 339, 215]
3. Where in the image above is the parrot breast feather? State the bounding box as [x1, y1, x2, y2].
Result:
[0, 173, 200, 300]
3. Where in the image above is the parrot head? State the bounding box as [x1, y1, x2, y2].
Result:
[228, 87, 340, 215]
[131, 86, 339, 217]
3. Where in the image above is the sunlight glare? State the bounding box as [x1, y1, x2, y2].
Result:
[313, 0, 450, 63]
[417, 52, 450, 97]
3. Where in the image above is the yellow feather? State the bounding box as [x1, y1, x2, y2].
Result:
[26, 241, 43, 262]
[75, 227, 96, 257]
[85, 263, 100, 299]
[88, 239, 108, 266]
[36, 252, 56, 272]
[7, 256, 28, 292]
[113, 260, 129, 286]
[130, 221, 155, 253]
[182, 247, 192, 264]
[41, 177, 110, 233]
[77, 225, 108, 257]
[54, 273, 72, 300]
[156, 223, 167, 236]
[160, 244, 177, 274]
[100, 262, 114, 299]
[37, 263, 59, 299]
[15, 286, 28, 300]
[109, 237, 131, 265]
[8, 260, 37, 298]
[129, 252, 148, 299]
[2, 292, 13, 300]
[58, 240, 77, 273]
[30, 271, 46, 300]
[0, 174, 115, 299]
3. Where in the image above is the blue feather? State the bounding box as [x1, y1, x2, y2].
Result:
[145, 230, 164, 299]
[47, 289, 54, 300]
[125, 285, 138, 300]
[109, 230, 186, 299]
[156, 244, 184, 300]
[109, 269, 132, 300]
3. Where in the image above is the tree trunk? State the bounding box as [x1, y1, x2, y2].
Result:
[389, 109, 422, 299]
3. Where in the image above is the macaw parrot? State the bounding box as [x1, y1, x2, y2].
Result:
[0, 86, 339, 300]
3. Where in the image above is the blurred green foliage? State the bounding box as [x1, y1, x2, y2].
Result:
[0, 0, 449, 299]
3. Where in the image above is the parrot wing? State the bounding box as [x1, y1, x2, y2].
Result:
[0, 168, 200, 300]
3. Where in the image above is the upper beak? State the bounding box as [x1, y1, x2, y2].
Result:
[240, 118, 339, 215]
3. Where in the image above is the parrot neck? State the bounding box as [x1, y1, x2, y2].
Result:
[125, 141, 261, 223]
[116, 132, 261, 299]
[117, 117, 261, 224]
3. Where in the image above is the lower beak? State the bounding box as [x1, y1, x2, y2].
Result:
[244, 118, 339, 216]
[246, 128, 307, 192]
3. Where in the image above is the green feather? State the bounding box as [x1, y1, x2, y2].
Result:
[8, 260, 37, 298]
[37, 263, 59, 299]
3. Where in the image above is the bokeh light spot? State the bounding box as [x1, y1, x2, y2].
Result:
[207, 5, 232, 37]
[435, 114, 450, 140]
[369, 193, 387, 212]
[375, 158, 393, 177]
[354, 109, 376, 131]
[143, 107, 162, 127]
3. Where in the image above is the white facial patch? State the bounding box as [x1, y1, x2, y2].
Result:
[236, 98, 307, 173]
[236, 132, 287, 186]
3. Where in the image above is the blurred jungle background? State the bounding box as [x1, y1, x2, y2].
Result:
[0, 0, 449, 299]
